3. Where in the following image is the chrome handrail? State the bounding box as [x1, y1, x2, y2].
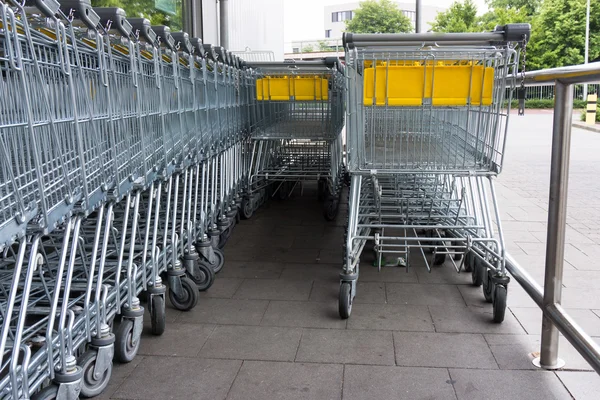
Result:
[505, 61, 600, 374]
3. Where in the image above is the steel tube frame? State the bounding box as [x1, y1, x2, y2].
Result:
[502, 68, 600, 374]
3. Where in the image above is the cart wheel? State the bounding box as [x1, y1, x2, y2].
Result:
[324, 197, 339, 221]
[210, 248, 225, 274]
[483, 269, 494, 303]
[454, 253, 463, 261]
[241, 198, 253, 219]
[471, 259, 483, 286]
[339, 282, 353, 319]
[78, 349, 112, 398]
[169, 277, 199, 311]
[150, 296, 166, 336]
[190, 261, 216, 291]
[218, 228, 231, 249]
[433, 253, 446, 265]
[317, 179, 327, 201]
[464, 252, 474, 272]
[493, 285, 507, 323]
[32, 385, 59, 400]
[115, 319, 140, 363]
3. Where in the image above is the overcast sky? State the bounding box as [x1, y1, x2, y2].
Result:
[283, 0, 489, 43]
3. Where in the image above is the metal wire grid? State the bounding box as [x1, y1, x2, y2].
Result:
[346, 46, 517, 174]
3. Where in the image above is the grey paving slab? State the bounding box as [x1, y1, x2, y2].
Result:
[279, 264, 339, 282]
[342, 365, 456, 400]
[317, 249, 343, 264]
[393, 332, 498, 369]
[484, 333, 597, 371]
[457, 284, 539, 309]
[386, 283, 466, 306]
[232, 278, 313, 301]
[449, 368, 572, 400]
[260, 247, 322, 263]
[138, 323, 215, 357]
[295, 328, 395, 365]
[557, 371, 600, 400]
[94, 356, 145, 400]
[199, 278, 244, 299]
[218, 261, 284, 279]
[175, 298, 269, 326]
[562, 287, 600, 309]
[199, 325, 303, 362]
[347, 303, 434, 332]
[226, 361, 343, 400]
[563, 270, 600, 289]
[113, 356, 241, 400]
[309, 280, 387, 304]
[510, 307, 600, 336]
[428, 305, 526, 334]
[358, 265, 419, 283]
[415, 266, 473, 285]
[261, 300, 347, 329]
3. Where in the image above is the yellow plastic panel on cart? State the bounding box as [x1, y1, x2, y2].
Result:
[363, 64, 494, 106]
[256, 76, 329, 101]
[294, 77, 329, 101]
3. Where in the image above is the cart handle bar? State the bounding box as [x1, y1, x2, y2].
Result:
[343, 23, 530, 48]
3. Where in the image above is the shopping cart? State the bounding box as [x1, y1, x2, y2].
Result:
[243, 59, 345, 220]
[341, 25, 530, 322]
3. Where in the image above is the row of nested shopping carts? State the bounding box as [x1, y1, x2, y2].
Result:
[0, 0, 529, 396]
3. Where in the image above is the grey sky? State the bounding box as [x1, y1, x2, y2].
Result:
[283, 0, 489, 43]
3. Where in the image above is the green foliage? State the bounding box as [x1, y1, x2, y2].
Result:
[90, 0, 182, 30]
[345, 0, 413, 34]
[485, 0, 541, 15]
[504, 99, 587, 109]
[318, 41, 330, 51]
[430, 0, 600, 72]
[301, 44, 314, 53]
[579, 107, 600, 122]
[429, 0, 479, 33]
[527, 0, 600, 71]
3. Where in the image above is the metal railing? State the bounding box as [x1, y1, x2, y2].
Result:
[505, 61, 600, 374]
[505, 83, 600, 101]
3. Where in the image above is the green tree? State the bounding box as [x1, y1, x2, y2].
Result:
[301, 44, 314, 53]
[90, 0, 182, 30]
[485, 0, 541, 15]
[345, 0, 413, 34]
[527, 0, 600, 70]
[429, 0, 480, 33]
[478, 6, 530, 31]
[318, 40, 331, 52]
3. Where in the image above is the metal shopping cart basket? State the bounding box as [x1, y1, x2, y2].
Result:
[243, 59, 345, 220]
[341, 24, 530, 322]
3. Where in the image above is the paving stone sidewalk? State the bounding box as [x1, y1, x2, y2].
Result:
[99, 114, 600, 400]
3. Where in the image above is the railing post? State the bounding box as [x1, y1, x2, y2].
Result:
[534, 81, 574, 370]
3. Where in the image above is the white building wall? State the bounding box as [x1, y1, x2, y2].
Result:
[227, 0, 284, 59]
[324, 1, 445, 38]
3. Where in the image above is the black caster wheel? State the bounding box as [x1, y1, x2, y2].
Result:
[339, 282, 353, 319]
[115, 319, 140, 363]
[471, 258, 483, 287]
[277, 182, 290, 200]
[493, 285, 507, 323]
[169, 277, 199, 311]
[433, 253, 446, 265]
[209, 248, 225, 274]
[317, 179, 327, 201]
[218, 228, 231, 250]
[241, 197, 253, 219]
[78, 349, 113, 398]
[483, 269, 494, 303]
[464, 252, 474, 272]
[190, 261, 216, 291]
[150, 296, 166, 336]
[323, 197, 339, 221]
[32, 385, 59, 400]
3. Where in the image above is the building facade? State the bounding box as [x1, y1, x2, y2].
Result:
[323, 1, 445, 39]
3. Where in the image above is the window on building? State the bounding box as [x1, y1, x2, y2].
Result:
[332, 11, 353, 22]
[325, 29, 331, 38]
[292, 47, 300, 53]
